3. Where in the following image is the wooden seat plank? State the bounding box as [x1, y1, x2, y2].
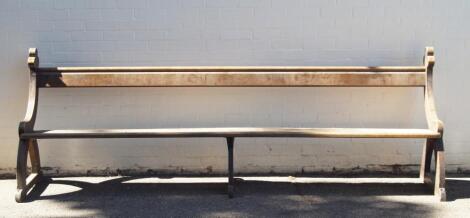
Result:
[21, 127, 440, 139]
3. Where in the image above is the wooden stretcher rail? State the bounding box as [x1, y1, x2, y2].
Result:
[20, 127, 441, 139]
[37, 71, 427, 87]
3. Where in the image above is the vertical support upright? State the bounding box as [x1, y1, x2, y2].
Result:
[226, 137, 235, 198]
[434, 137, 446, 201]
[422, 46, 446, 201]
[16, 48, 42, 203]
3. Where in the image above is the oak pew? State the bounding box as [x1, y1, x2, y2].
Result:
[16, 47, 445, 202]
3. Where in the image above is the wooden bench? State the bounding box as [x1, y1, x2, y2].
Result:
[16, 47, 446, 202]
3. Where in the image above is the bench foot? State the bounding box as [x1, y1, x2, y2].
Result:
[15, 173, 42, 203]
[435, 188, 446, 202]
[15, 189, 27, 203]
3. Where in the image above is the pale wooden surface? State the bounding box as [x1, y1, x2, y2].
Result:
[37, 71, 427, 87]
[422, 46, 446, 201]
[21, 127, 441, 139]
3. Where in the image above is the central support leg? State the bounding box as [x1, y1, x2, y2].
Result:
[226, 137, 235, 198]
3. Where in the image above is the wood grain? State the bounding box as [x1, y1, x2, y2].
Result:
[37, 71, 427, 87]
[22, 127, 441, 139]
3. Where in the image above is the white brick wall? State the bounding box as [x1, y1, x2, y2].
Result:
[1, 0, 469, 176]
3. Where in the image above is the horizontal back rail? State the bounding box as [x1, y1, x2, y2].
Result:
[38, 66, 426, 73]
[37, 71, 427, 87]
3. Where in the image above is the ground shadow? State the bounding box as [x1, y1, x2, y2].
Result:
[23, 176, 470, 217]
[445, 178, 470, 201]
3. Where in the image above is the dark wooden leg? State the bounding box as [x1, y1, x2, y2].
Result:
[434, 138, 446, 201]
[419, 139, 433, 185]
[15, 139, 41, 203]
[29, 139, 41, 175]
[226, 137, 235, 198]
[16, 139, 28, 202]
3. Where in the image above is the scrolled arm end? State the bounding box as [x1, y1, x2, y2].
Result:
[28, 48, 38, 70]
[425, 47, 435, 68]
[425, 46, 434, 56]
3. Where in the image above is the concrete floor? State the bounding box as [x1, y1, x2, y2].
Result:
[0, 176, 469, 218]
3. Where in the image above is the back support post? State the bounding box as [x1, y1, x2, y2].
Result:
[16, 48, 42, 203]
[420, 46, 446, 201]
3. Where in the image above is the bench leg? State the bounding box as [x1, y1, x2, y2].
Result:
[226, 137, 235, 198]
[419, 139, 433, 185]
[29, 139, 41, 175]
[434, 138, 446, 202]
[16, 139, 42, 203]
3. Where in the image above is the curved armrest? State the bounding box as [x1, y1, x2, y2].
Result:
[424, 47, 444, 135]
[19, 48, 39, 134]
